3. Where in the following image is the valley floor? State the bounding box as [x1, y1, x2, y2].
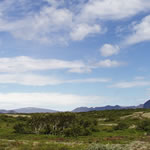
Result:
[1, 109, 150, 150]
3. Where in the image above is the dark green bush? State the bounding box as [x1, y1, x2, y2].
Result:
[13, 123, 27, 134]
[137, 119, 150, 132]
[114, 122, 129, 130]
[13, 112, 97, 137]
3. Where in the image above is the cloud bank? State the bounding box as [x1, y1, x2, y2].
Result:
[0, 92, 109, 111]
[0, 56, 123, 74]
[0, 74, 110, 86]
[0, 0, 150, 43]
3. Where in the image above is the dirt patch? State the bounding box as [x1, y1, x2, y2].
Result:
[99, 123, 117, 126]
[141, 112, 150, 119]
[120, 112, 144, 120]
[5, 114, 31, 118]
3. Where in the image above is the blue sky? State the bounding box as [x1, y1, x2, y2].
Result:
[0, 0, 150, 110]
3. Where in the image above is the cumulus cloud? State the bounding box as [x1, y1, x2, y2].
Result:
[0, 73, 110, 86]
[70, 24, 101, 41]
[0, 92, 109, 111]
[80, 0, 150, 21]
[0, 0, 150, 43]
[100, 44, 120, 57]
[125, 15, 150, 45]
[0, 6, 73, 43]
[0, 0, 102, 43]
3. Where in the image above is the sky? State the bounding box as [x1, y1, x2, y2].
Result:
[0, 0, 150, 111]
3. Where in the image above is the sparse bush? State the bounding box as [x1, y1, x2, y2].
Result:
[14, 123, 32, 134]
[14, 123, 26, 134]
[136, 119, 150, 132]
[13, 112, 97, 137]
[114, 122, 129, 130]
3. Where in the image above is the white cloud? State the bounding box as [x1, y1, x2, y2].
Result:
[0, 73, 110, 86]
[70, 24, 101, 41]
[0, 3, 73, 44]
[0, 0, 103, 43]
[100, 44, 120, 57]
[0, 74, 62, 86]
[80, 0, 150, 21]
[0, 56, 85, 73]
[68, 67, 91, 73]
[110, 81, 150, 88]
[0, 56, 123, 74]
[0, 92, 109, 111]
[1, 0, 150, 43]
[125, 15, 150, 45]
[95, 59, 124, 68]
[67, 78, 111, 84]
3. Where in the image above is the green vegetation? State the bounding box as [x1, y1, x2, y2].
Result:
[13, 113, 97, 136]
[1, 109, 150, 149]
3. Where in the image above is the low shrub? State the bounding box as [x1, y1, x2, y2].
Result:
[13, 113, 97, 137]
[136, 119, 150, 132]
[114, 122, 129, 130]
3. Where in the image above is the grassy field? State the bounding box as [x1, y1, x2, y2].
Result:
[0, 109, 150, 150]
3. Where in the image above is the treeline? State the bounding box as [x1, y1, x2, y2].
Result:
[13, 112, 98, 137]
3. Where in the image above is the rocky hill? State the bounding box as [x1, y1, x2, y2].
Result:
[144, 100, 150, 109]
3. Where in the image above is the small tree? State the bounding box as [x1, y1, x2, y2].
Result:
[137, 119, 150, 132]
[14, 123, 26, 134]
[114, 122, 129, 130]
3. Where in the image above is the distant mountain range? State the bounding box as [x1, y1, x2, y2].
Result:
[0, 100, 149, 113]
[72, 104, 144, 112]
[13, 107, 58, 113]
[0, 109, 16, 114]
[143, 100, 150, 109]
[0, 107, 58, 114]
